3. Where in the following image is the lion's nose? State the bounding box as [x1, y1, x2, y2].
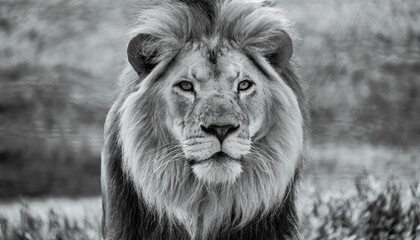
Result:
[201, 124, 239, 144]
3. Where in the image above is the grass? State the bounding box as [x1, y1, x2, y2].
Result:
[0, 198, 101, 240]
[0, 174, 418, 240]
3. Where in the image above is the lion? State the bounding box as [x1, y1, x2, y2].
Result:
[101, 0, 309, 239]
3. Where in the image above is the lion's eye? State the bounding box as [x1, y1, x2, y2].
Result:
[238, 80, 253, 91]
[178, 81, 194, 91]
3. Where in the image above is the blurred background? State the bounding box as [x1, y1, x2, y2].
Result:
[0, 0, 419, 202]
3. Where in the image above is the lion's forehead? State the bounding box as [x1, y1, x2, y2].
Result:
[175, 45, 252, 85]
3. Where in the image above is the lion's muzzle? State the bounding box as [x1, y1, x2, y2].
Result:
[182, 92, 251, 161]
[180, 92, 252, 183]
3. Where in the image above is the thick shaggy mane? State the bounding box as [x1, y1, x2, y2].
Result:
[102, 1, 309, 239]
[126, 0, 296, 70]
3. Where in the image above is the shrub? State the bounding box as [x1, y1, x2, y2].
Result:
[301, 175, 420, 239]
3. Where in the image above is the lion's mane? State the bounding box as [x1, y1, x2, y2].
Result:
[101, 1, 309, 239]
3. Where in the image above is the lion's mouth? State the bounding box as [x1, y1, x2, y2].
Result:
[189, 151, 243, 184]
[189, 152, 237, 165]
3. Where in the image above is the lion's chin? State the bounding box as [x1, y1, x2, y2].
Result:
[191, 153, 242, 184]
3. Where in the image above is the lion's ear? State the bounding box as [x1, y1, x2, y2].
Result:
[265, 30, 293, 67]
[127, 34, 158, 75]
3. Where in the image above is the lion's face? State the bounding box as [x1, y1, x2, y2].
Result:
[163, 44, 269, 184]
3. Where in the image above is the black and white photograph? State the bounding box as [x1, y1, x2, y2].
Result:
[0, 0, 419, 239]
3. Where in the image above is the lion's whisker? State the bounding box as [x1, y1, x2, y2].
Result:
[141, 142, 181, 156]
[152, 151, 185, 174]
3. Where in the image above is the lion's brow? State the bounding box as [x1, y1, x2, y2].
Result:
[227, 71, 243, 82]
[184, 66, 211, 83]
[183, 68, 245, 83]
